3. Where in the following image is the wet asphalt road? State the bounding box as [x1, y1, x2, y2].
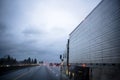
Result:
[0, 65, 65, 80]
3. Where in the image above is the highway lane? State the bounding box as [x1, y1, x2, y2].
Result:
[0, 65, 66, 80]
[0, 66, 34, 80]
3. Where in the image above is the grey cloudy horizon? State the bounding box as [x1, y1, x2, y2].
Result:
[0, 0, 101, 62]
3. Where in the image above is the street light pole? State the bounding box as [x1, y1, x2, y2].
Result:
[67, 39, 69, 76]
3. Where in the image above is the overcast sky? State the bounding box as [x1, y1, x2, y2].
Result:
[0, 0, 101, 62]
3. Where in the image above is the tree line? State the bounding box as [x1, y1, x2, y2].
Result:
[21, 57, 37, 64]
[0, 55, 37, 66]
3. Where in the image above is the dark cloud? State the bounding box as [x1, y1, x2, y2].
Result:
[0, 23, 57, 61]
[0, 23, 7, 35]
[0, 23, 11, 47]
[0, 23, 18, 57]
[23, 27, 42, 36]
[0, 0, 4, 14]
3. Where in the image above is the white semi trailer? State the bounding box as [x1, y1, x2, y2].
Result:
[63, 0, 120, 80]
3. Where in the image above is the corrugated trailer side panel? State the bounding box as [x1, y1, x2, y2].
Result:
[69, 0, 120, 64]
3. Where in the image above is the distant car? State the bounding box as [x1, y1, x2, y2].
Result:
[49, 63, 53, 66]
[55, 63, 60, 67]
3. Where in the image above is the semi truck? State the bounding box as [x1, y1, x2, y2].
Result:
[63, 0, 120, 80]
